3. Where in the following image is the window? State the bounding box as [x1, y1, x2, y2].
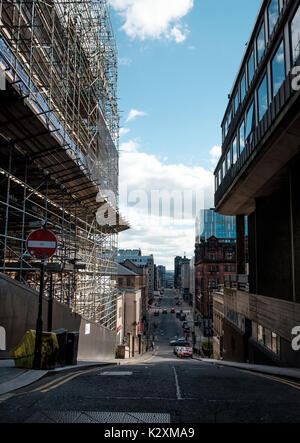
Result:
[257, 74, 268, 121]
[232, 137, 237, 164]
[252, 322, 258, 341]
[247, 50, 255, 86]
[290, 5, 300, 65]
[234, 90, 239, 114]
[222, 160, 226, 178]
[272, 332, 280, 355]
[226, 147, 231, 172]
[245, 101, 255, 140]
[258, 324, 264, 343]
[225, 108, 232, 137]
[264, 328, 272, 350]
[225, 252, 233, 260]
[240, 73, 246, 102]
[218, 169, 222, 184]
[257, 21, 266, 64]
[268, 0, 279, 37]
[239, 120, 245, 154]
[271, 40, 285, 97]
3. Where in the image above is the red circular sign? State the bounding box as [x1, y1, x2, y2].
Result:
[26, 229, 57, 259]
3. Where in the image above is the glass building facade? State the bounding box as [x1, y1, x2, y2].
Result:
[195, 209, 237, 243]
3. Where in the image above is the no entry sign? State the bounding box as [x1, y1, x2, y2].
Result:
[26, 229, 57, 259]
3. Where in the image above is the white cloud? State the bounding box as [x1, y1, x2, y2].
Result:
[118, 141, 214, 268]
[209, 145, 222, 167]
[119, 139, 139, 153]
[119, 127, 130, 137]
[126, 109, 147, 122]
[119, 56, 132, 66]
[109, 0, 194, 43]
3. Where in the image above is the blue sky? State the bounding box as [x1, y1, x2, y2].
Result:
[108, 0, 262, 268]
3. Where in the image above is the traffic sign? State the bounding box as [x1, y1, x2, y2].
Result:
[26, 229, 57, 259]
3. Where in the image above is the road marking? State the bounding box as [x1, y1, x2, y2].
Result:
[37, 366, 112, 394]
[172, 366, 182, 400]
[40, 371, 87, 393]
[0, 393, 15, 402]
[241, 370, 300, 391]
[99, 372, 133, 376]
[30, 372, 83, 393]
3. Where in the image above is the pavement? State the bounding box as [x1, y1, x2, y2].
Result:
[0, 350, 156, 396]
[192, 356, 300, 381]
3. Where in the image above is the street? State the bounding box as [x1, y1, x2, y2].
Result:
[1, 289, 300, 423]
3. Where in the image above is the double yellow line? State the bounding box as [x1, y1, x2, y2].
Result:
[23, 365, 115, 395]
[242, 369, 300, 391]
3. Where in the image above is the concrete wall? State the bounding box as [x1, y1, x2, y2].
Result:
[0, 273, 116, 361]
[223, 318, 249, 363]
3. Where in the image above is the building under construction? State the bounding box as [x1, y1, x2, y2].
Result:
[0, 0, 129, 344]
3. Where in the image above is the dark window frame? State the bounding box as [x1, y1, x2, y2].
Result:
[270, 36, 286, 98]
[247, 49, 255, 87]
[257, 71, 269, 122]
[256, 19, 266, 65]
[289, 3, 300, 66]
[267, 0, 280, 38]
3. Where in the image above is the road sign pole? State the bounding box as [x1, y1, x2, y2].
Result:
[33, 260, 46, 370]
[47, 273, 53, 332]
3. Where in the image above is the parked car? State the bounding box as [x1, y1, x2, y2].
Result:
[174, 346, 185, 356]
[163, 309, 168, 314]
[170, 308, 175, 313]
[169, 338, 189, 347]
[177, 347, 193, 358]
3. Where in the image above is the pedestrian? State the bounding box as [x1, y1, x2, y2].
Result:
[151, 341, 155, 351]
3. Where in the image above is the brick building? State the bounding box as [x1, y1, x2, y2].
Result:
[194, 236, 237, 337]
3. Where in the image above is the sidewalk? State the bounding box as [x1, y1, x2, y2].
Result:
[193, 356, 300, 380]
[0, 350, 155, 396]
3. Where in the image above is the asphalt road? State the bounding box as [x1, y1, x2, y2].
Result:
[1, 289, 300, 424]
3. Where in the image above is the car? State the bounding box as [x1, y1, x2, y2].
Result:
[170, 308, 175, 313]
[154, 311, 159, 317]
[174, 346, 185, 356]
[184, 328, 191, 334]
[170, 338, 190, 347]
[162, 309, 168, 314]
[177, 347, 193, 358]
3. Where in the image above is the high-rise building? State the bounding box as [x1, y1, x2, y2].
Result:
[174, 256, 183, 289]
[214, 0, 300, 367]
[157, 265, 166, 289]
[195, 209, 236, 243]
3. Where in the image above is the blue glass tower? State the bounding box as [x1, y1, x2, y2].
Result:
[195, 208, 244, 242]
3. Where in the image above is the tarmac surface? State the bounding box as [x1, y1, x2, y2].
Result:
[1, 289, 300, 423]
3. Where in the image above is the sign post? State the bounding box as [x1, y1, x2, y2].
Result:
[26, 229, 57, 370]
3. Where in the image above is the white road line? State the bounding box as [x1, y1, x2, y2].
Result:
[173, 366, 182, 400]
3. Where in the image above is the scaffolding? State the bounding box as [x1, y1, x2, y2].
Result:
[0, 0, 128, 330]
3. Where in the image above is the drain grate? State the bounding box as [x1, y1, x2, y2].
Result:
[25, 410, 171, 423]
